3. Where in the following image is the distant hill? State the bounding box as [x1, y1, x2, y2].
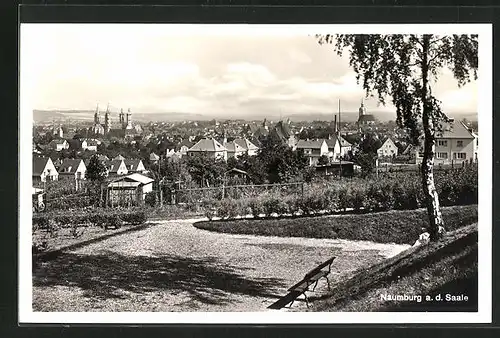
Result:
[32, 109, 478, 124]
[33, 109, 95, 123]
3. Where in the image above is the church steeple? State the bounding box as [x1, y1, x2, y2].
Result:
[104, 105, 111, 133]
[94, 104, 100, 124]
[358, 98, 366, 118]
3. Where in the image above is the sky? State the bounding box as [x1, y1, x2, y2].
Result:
[21, 24, 478, 120]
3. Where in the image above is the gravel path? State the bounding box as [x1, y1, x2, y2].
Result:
[33, 218, 410, 312]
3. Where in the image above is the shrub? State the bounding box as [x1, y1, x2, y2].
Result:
[145, 191, 158, 207]
[32, 214, 50, 229]
[366, 181, 395, 212]
[89, 213, 107, 228]
[263, 194, 289, 217]
[249, 197, 266, 218]
[201, 199, 217, 220]
[337, 186, 349, 212]
[324, 188, 340, 213]
[105, 214, 122, 228]
[216, 199, 240, 219]
[121, 211, 147, 225]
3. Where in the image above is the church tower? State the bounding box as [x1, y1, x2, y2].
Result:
[104, 106, 111, 134]
[358, 98, 366, 118]
[125, 108, 133, 130]
[119, 108, 125, 128]
[94, 104, 100, 124]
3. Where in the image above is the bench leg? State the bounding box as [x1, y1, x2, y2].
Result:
[312, 279, 319, 292]
[304, 292, 309, 308]
[325, 276, 331, 291]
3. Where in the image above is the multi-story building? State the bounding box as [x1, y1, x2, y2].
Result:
[415, 119, 478, 165]
[296, 139, 329, 166]
[187, 138, 227, 161]
[377, 137, 399, 158]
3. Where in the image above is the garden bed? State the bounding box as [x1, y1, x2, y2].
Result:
[194, 205, 478, 245]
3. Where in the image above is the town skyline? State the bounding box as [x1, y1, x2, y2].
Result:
[23, 24, 478, 120]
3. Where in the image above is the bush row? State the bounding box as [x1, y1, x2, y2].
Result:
[33, 209, 147, 230]
[203, 166, 478, 220]
[195, 205, 478, 245]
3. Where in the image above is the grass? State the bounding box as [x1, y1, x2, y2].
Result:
[308, 223, 478, 312]
[194, 205, 478, 245]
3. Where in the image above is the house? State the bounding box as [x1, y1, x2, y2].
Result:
[224, 140, 247, 159]
[178, 140, 194, 155]
[296, 139, 329, 166]
[82, 139, 99, 151]
[149, 152, 160, 164]
[47, 139, 69, 152]
[105, 159, 128, 176]
[107, 173, 154, 206]
[415, 119, 478, 165]
[377, 137, 399, 158]
[187, 138, 227, 161]
[325, 138, 341, 160]
[124, 159, 147, 174]
[58, 159, 87, 190]
[58, 158, 87, 180]
[233, 138, 259, 156]
[113, 154, 125, 161]
[270, 120, 298, 149]
[33, 156, 58, 182]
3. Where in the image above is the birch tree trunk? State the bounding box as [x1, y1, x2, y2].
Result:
[421, 34, 445, 241]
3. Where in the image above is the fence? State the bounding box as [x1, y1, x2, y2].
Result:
[376, 160, 476, 175]
[165, 182, 305, 206]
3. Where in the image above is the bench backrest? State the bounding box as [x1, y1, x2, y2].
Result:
[304, 256, 336, 279]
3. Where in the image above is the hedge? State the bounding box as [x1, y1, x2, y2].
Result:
[32, 209, 147, 230]
[203, 165, 478, 220]
[194, 205, 478, 245]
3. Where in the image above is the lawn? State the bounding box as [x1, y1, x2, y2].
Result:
[308, 223, 478, 312]
[194, 205, 478, 245]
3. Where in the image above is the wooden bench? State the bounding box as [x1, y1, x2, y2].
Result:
[268, 256, 336, 310]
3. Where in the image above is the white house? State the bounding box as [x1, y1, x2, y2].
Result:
[58, 158, 87, 180]
[33, 156, 59, 182]
[124, 159, 147, 174]
[326, 135, 352, 160]
[377, 137, 399, 158]
[105, 159, 128, 176]
[57, 158, 87, 190]
[233, 138, 259, 156]
[415, 119, 478, 165]
[296, 139, 329, 166]
[224, 140, 247, 159]
[81, 139, 99, 151]
[48, 139, 69, 152]
[187, 138, 227, 161]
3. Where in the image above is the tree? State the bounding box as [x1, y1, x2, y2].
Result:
[86, 154, 107, 182]
[318, 155, 330, 165]
[359, 133, 382, 154]
[317, 34, 478, 240]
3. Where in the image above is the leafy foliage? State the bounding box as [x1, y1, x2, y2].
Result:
[86, 154, 107, 182]
[316, 33, 478, 239]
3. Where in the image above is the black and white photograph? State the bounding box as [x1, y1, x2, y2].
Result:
[19, 23, 492, 324]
